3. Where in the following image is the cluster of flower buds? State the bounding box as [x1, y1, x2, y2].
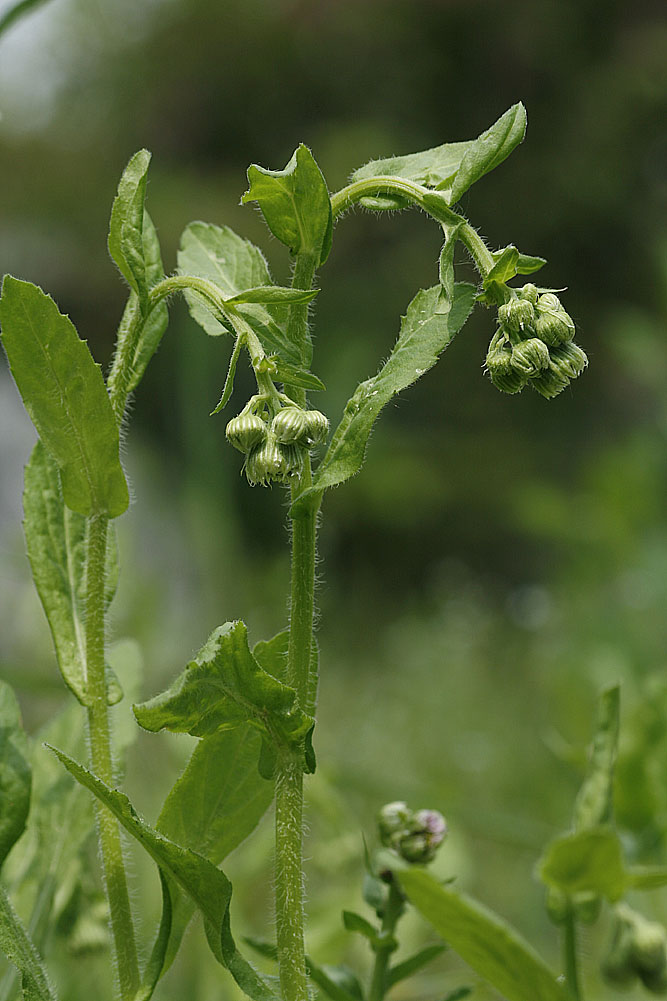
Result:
[377, 801, 447, 865]
[602, 904, 667, 994]
[485, 284, 588, 399]
[225, 398, 329, 487]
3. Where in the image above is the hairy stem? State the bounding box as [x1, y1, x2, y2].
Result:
[274, 756, 308, 1001]
[368, 880, 403, 1001]
[106, 295, 143, 424]
[562, 912, 582, 1001]
[85, 514, 140, 999]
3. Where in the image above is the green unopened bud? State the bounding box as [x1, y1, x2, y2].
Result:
[641, 965, 667, 995]
[378, 801, 412, 848]
[535, 309, 575, 347]
[279, 442, 307, 480]
[630, 915, 667, 979]
[549, 342, 588, 380]
[304, 409, 329, 446]
[498, 298, 536, 334]
[511, 337, 550, 378]
[378, 802, 447, 865]
[602, 906, 637, 987]
[225, 412, 268, 453]
[529, 363, 572, 399]
[244, 433, 288, 486]
[537, 292, 562, 311]
[272, 407, 309, 444]
[486, 333, 526, 394]
[573, 891, 601, 926]
[545, 888, 570, 926]
[518, 283, 539, 304]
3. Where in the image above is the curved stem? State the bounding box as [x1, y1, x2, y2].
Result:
[330, 175, 494, 279]
[85, 514, 140, 1000]
[562, 911, 582, 1001]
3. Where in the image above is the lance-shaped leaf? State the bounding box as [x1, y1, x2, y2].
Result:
[573, 685, 619, 831]
[243, 145, 333, 265]
[50, 748, 278, 1001]
[153, 724, 274, 973]
[438, 222, 463, 305]
[0, 277, 129, 518]
[226, 286, 319, 306]
[178, 222, 300, 363]
[449, 103, 526, 205]
[351, 139, 471, 192]
[23, 442, 122, 706]
[386, 943, 447, 988]
[0, 885, 56, 1001]
[133, 621, 313, 758]
[538, 827, 626, 901]
[394, 863, 570, 1001]
[0, 682, 31, 870]
[291, 282, 476, 517]
[108, 150, 159, 309]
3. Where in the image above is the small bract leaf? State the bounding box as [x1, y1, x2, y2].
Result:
[484, 246, 521, 286]
[0, 277, 129, 518]
[449, 103, 527, 205]
[395, 864, 570, 1001]
[243, 145, 333, 265]
[387, 943, 447, 988]
[266, 358, 326, 393]
[50, 748, 278, 1001]
[351, 139, 471, 193]
[23, 443, 121, 705]
[538, 827, 626, 901]
[291, 282, 476, 517]
[225, 286, 319, 306]
[0, 682, 31, 869]
[627, 866, 667, 891]
[178, 222, 300, 363]
[438, 223, 463, 304]
[133, 621, 313, 760]
[122, 210, 169, 394]
[573, 685, 619, 831]
[108, 150, 157, 311]
[515, 252, 546, 275]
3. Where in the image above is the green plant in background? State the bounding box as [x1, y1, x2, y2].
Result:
[7, 101, 656, 1001]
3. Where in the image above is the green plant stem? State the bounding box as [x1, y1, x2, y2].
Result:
[85, 514, 140, 1000]
[330, 176, 494, 279]
[368, 880, 403, 1001]
[106, 295, 143, 424]
[562, 912, 582, 1001]
[274, 755, 309, 1001]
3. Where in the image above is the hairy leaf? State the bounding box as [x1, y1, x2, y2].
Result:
[0, 885, 55, 1001]
[134, 621, 313, 758]
[226, 286, 319, 306]
[438, 223, 463, 304]
[154, 725, 274, 972]
[108, 150, 161, 312]
[210, 335, 243, 415]
[341, 910, 383, 947]
[178, 222, 300, 362]
[22, 443, 122, 706]
[243, 145, 332, 265]
[291, 282, 476, 517]
[538, 827, 626, 901]
[573, 685, 619, 831]
[351, 139, 471, 192]
[395, 864, 570, 1001]
[449, 103, 527, 204]
[265, 358, 325, 393]
[0, 277, 128, 518]
[51, 748, 278, 1001]
[119, 215, 169, 396]
[0, 683, 31, 869]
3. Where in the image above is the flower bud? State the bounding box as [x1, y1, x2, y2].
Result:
[498, 298, 536, 334]
[573, 891, 601, 926]
[378, 801, 412, 848]
[518, 283, 539, 305]
[535, 309, 575, 347]
[244, 433, 288, 486]
[225, 412, 268, 453]
[545, 888, 570, 926]
[510, 337, 550, 378]
[537, 292, 562, 311]
[304, 409, 329, 446]
[549, 342, 588, 380]
[529, 362, 572, 399]
[378, 802, 447, 865]
[630, 916, 667, 979]
[279, 442, 307, 481]
[272, 407, 309, 444]
[486, 335, 526, 394]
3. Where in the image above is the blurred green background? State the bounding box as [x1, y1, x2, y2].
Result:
[1, 0, 666, 998]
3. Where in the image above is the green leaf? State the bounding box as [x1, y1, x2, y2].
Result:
[0, 884, 56, 1001]
[22, 443, 122, 706]
[573, 685, 620, 831]
[438, 223, 463, 304]
[226, 286, 319, 306]
[154, 724, 274, 974]
[243, 145, 333, 265]
[210, 335, 243, 415]
[341, 910, 384, 947]
[387, 943, 447, 987]
[0, 277, 129, 518]
[514, 253, 546, 275]
[351, 139, 472, 192]
[449, 103, 527, 205]
[263, 357, 326, 393]
[178, 222, 300, 363]
[133, 621, 313, 759]
[0, 682, 31, 869]
[291, 282, 476, 517]
[245, 940, 361, 1001]
[121, 215, 170, 395]
[627, 866, 667, 891]
[50, 748, 278, 1001]
[0, 0, 52, 39]
[395, 864, 570, 1001]
[484, 246, 520, 286]
[108, 150, 157, 311]
[538, 827, 626, 901]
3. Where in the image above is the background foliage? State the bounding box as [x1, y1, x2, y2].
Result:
[0, 0, 665, 998]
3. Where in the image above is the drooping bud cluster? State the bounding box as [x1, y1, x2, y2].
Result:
[485, 285, 587, 399]
[377, 801, 447, 865]
[225, 398, 329, 487]
[601, 904, 667, 994]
